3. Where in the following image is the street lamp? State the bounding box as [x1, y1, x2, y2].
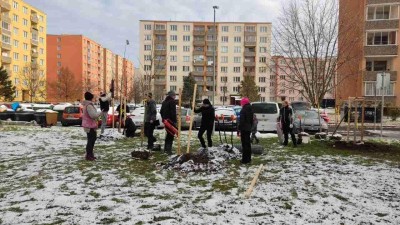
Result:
[212, 5, 219, 105]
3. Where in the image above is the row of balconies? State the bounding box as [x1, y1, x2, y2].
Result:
[364, 71, 397, 82]
[0, 0, 11, 11]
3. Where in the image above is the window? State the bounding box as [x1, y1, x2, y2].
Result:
[23, 55, 28, 62]
[57, 62, 61, 67]
[260, 37, 268, 43]
[221, 36, 228, 43]
[233, 67, 241, 73]
[2, 35, 10, 44]
[170, 75, 177, 82]
[144, 24, 152, 30]
[13, 27, 18, 35]
[144, 55, 151, 61]
[183, 25, 190, 31]
[39, 15, 44, 22]
[144, 45, 151, 51]
[259, 67, 267, 73]
[221, 56, 228, 63]
[235, 26, 242, 32]
[260, 26, 268, 32]
[233, 86, 240, 92]
[259, 77, 266, 83]
[221, 46, 228, 53]
[57, 46, 61, 51]
[170, 65, 177, 72]
[259, 87, 266, 92]
[39, 37, 44, 43]
[170, 55, 177, 62]
[259, 57, 266, 63]
[183, 35, 190, 42]
[367, 5, 399, 20]
[170, 35, 177, 42]
[366, 61, 387, 71]
[183, 46, 190, 52]
[245, 26, 256, 32]
[144, 65, 152, 71]
[221, 67, 228, 73]
[13, 14, 18, 22]
[23, 19, 28, 26]
[260, 47, 267, 53]
[144, 35, 151, 40]
[221, 76, 228, 82]
[13, 52, 19, 60]
[23, 6, 28, 14]
[234, 57, 241, 63]
[234, 77, 241, 82]
[234, 46, 241, 53]
[222, 26, 229, 32]
[40, 26, 44, 33]
[13, 40, 18, 47]
[183, 66, 190, 72]
[40, 48, 44, 54]
[234, 36, 241, 43]
[155, 24, 165, 30]
[364, 81, 395, 96]
[13, 1, 18, 9]
[170, 45, 177, 52]
[57, 54, 61, 58]
[183, 56, 190, 62]
[366, 31, 397, 45]
[170, 86, 177, 91]
[13, 65, 18, 72]
[170, 25, 177, 31]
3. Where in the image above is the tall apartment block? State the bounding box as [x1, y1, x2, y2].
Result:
[0, 0, 46, 101]
[139, 20, 272, 104]
[47, 34, 134, 102]
[338, 0, 400, 106]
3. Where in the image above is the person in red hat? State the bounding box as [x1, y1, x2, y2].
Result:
[239, 97, 254, 164]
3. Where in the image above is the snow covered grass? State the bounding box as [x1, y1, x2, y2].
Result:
[0, 125, 399, 224]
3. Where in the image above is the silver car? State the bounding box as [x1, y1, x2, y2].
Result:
[294, 110, 328, 133]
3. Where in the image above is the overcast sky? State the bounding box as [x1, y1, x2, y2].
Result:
[25, 0, 281, 67]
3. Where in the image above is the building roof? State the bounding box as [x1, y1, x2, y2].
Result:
[139, 20, 271, 24]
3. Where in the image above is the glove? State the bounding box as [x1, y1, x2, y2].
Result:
[289, 124, 293, 129]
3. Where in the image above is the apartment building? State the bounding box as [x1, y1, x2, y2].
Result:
[270, 56, 335, 104]
[47, 34, 134, 102]
[338, 0, 400, 106]
[139, 20, 272, 104]
[0, 0, 46, 101]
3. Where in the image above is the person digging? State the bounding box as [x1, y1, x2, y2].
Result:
[194, 98, 215, 153]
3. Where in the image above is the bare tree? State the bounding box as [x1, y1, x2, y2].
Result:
[18, 63, 46, 102]
[49, 67, 82, 102]
[273, 0, 363, 107]
[132, 72, 145, 105]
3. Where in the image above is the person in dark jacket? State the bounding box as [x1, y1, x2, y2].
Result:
[194, 98, 215, 149]
[99, 91, 112, 137]
[160, 90, 177, 155]
[144, 92, 157, 149]
[116, 103, 130, 119]
[251, 114, 259, 144]
[239, 97, 254, 164]
[278, 100, 297, 147]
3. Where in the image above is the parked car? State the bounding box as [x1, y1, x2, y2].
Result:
[291, 101, 311, 112]
[130, 107, 163, 128]
[214, 108, 237, 131]
[179, 108, 192, 129]
[293, 110, 328, 133]
[61, 105, 83, 126]
[252, 102, 280, 132]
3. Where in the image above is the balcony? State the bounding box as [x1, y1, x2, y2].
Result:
[1, 55, 11, 64]
[364, 71, 397, 81]
[206, 80, 214, 86]
[192, 71, 204, 76]
[244, 51, 256, 57]
[31, 51, 38, 58]
[206, 40, 217, 46]
[153, 59, 166, 66]
[195, 80, 204, 85]
[1, 13, 10, 23]
[154, 79, 166, 85]
[31, 15, 39, 24]
[364, 46, 398, 56]
[154, 70, 166, 76]
[193, 30, 206, 36]
[1, 27, 10, 36]
[206, 71, 217, 77]
[154, 29, 166, 35]
[154, 39, 166, 45]
[1, 42, 11, 50]
[365, 20, 399, 30]
[193, 50, 204, 55]
[244, 72, 256, 76]
[193, 60, 205, 66]
[193, 40, 206, 46]
[244, 61, 256, 67]
[0, 0, 11, 11]
[154, 49, 166, 55]
[31, 61, 38, 69]
[244, 41, 256, 46]
[206, 51, 217, 56]
[245, 30, 257, 36]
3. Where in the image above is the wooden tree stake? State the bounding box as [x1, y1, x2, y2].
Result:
[186, 84, 197, 153]
[244, 164, 264, 198]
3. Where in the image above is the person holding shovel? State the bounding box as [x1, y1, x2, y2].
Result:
[160, 90, 177, 155]
[194, 98, 215, 151]
[144, 93, 157, 150]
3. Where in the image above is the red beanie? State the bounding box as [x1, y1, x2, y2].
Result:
[240, 97, 250, 106]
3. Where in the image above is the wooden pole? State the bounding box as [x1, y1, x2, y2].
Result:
[354, 100, 357, 143]
[177, 88, 183, 155]
[347, 98, 351, 143]
[118, 89, 123, 133]
[244, 164, 264, 198]
[141, 98, 147, 147]
[186, 84, 198, 154]
[112, 98, 115, 129]
[361, 100, 365, 142]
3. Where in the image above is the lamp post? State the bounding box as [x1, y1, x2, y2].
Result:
[212, 5, 219, 105]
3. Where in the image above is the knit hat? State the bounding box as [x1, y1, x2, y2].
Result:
[167, 90, 176, 97]
[148, 92, 153, 98]
[203, 98, 211, 105]
[240, 97, 250, 106]
[84, 92, 94, 100]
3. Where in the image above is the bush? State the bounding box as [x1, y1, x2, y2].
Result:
[389, 107, 400, 121]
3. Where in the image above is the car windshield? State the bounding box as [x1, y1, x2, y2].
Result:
[233, 107, 241, 114]
[252, 103, 277, 114]
[65, 107, 80, 114]
[215, 109, 234, 115]
[297, 111, 319, 119]
[292, 102, 311, 111]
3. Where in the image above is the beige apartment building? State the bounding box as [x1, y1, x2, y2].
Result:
[0, 0, 46, 102]
[139, 20, 272, 104]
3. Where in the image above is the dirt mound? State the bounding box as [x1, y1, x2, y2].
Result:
[333, 141, 400, 153]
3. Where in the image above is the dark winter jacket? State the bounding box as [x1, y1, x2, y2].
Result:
[279, 106, 294, 126]
[99, 93, 111, 112]
[116, 104, 130, 118]
[145, 99, 157, 122]
[239, 103, 254, 132]
[194, 104, 215, 128]
[160, 96, 177, 123]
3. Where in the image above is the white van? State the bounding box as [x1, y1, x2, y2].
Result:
[251, 102, 280, 132]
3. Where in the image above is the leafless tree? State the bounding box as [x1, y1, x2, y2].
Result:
[18, 63, 46, 102]
[49, 67, 82, 102]
[273, 0, 363, 107]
